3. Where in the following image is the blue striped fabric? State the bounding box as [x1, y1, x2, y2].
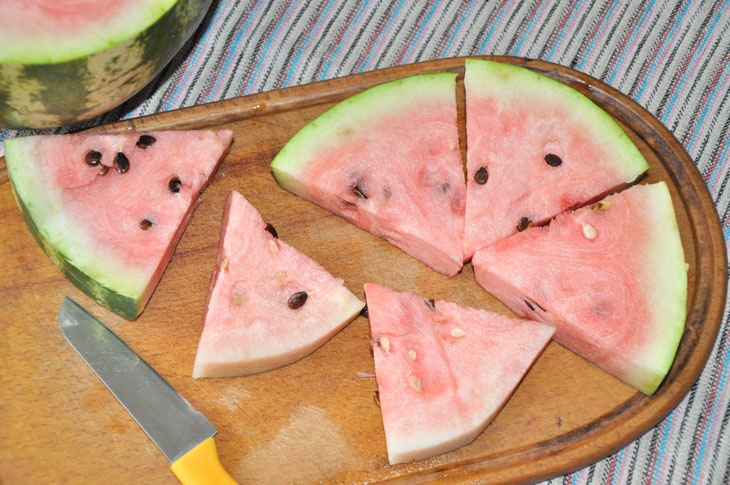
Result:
[2, 1, 729, 482]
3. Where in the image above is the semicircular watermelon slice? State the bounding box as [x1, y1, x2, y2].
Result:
[365, 283, 554, 464]
[5, 130, 233, 319]
[0, 0, 212, 129]
[472, 182, 687, 395]
[462, 59, 649, 260]
[192, 191, 364, 378]
[270, 73, 466, 277]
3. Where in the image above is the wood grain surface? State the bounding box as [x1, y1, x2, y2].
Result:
[0, 57, 726, 484]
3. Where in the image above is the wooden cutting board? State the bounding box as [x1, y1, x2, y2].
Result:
[0, 57, 726, 484]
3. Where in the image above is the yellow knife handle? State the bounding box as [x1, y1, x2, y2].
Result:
[170, 437, 237, 485]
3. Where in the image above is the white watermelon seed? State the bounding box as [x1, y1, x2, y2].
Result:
[221, 258, 229, 271]
[451, 328, 466, 337]
[408, 349, 417, 360]
[274, 270, 288, 279]
[231, 294, 244, 306]
[98, 166, 109, 176]
[582, 223, 597, 240]
[380, 336, 391, 353]
[268, 240, 279, 253]
[592, 200, 611, 211]
[409, 375, 422, 393]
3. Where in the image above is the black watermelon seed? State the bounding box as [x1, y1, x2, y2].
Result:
[85, 150, 102, 166]
[265, 223, 278, 238]
[287, 291, 308, 309]
[98, 166, 109, 176]
[545, 153, 563, 167]
[475, 166, 488, 185]
[136, 135, 156, 148]
[524, 299, 535, 311]
[140, 219, 153, 230]
[114, 152, 130, 173]
[360, 304, 369, 318]
[517, 217, 532, 232]
[425, 298, 436, 310]
[373, 391, 381, 408]
[353, 185, 368, 199]
[168, 178, 181, 194]
[439, 182, 450, 194]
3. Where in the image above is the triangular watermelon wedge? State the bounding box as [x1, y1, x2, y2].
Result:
[364, 283, 555, 464]
[192, 191, 364, 378]
[5, 130, 233, 319]
[462, 59, 649, 260]
[472, 182, 687, 395]
[271, 73, 466, 277]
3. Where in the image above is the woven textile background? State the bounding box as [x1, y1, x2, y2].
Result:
[2, 1, 729, 483]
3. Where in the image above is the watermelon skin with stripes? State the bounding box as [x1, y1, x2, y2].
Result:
[365, 283, 554, 464]
[4, 130, 233, 319]
[0, 0, 212, 129]
[462, 59, 649, 260]
[472, 182, 687, 395]
[271, 73, 466, 277]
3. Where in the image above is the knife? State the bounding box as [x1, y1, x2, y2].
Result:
[59, 297, 237, 485]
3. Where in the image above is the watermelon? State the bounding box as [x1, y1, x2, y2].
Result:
[364, 283, 555, 464]
[472, 182, 686, 395]
[192, 191, 364, 378]
[4, 130, 233, 319]
[0, 0, 212, 129]
[462, 59, 649, 260]
[270, 73, 466, 277]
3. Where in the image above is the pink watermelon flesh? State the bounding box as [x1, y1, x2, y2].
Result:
[4, 130, 233, 319]
[271, 73, 465, 276]
[472, 182, 687, 395]
[462, 59, 648, 260]
[193, 191, 364, 378]
[364, 283, 555, 464]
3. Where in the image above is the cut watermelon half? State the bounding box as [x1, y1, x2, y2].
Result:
[462, 59, 649, 259]
[472, 182, 687, 395]
[192, 191, 364, 378]
[270, 73, 466, 277]
[5, 130, 233, 319]
[364, 283, 555, 464]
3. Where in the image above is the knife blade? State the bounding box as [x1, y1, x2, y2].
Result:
[59, 297, 236, 485]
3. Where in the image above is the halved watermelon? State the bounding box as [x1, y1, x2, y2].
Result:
[472, 182, 686, 395]
[462, 59, 649, 260]
[270, 73, 466, 277]
[0, 0, 212, 129]
[5, 130, 233, 319]
[364, 283, 555, 464]
[192, 191, 364, 378]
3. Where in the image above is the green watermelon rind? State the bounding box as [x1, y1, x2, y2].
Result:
[632, 181, 687, 395]
[270, 72, 459, 196]
[464, 58, 650, 178]
[5, 137, 149, 320]
[0, 0, 212, 129]
[0, 0, 176, 64]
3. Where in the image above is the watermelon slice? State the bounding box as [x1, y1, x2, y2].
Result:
[270, 73, 466, 277]
[0, 0, 213, 129]
[462, 59, 649, 260]
[472, 182, 687, 395]
[192, 191, 364, 378]
[4, 130, 233, 319]
[364, 283, 555, 464]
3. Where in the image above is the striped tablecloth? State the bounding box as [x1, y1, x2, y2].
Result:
[2, 1, 728, 483]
